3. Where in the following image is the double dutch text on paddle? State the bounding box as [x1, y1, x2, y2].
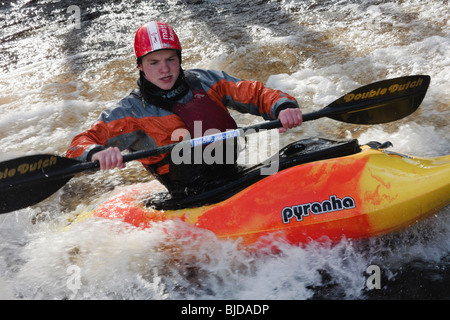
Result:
[0, 156, 58, 181]
[342, 77, 425, 103]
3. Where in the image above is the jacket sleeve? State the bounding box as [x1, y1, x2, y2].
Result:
[65, 93, 186, 164]
[65, 121, 110, 161]
[190, 69, 299, 120]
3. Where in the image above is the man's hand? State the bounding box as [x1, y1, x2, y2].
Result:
[91, 147, 126, 170]
[278, 108, 303, 133]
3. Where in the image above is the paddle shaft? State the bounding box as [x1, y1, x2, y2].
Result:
[120, 77, 432, 164]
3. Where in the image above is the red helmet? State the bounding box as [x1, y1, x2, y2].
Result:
[134, 21, 182, 60]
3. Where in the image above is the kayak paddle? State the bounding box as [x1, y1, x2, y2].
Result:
[0, 75, 430, 213]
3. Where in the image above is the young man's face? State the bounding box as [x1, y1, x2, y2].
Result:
[138, 49, 180, 90]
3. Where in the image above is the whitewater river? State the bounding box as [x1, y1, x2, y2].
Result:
[1, 0, 449, 301]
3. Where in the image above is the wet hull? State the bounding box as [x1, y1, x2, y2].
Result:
[80, 144, 450, 246]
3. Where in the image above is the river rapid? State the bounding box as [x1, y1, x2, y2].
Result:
[1, 0, 449, 300]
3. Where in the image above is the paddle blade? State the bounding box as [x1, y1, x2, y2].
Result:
[325, 75, 430, 124]
[0, 154, 81, 213]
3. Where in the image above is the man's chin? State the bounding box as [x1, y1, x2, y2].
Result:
[157, 82, 175, 90]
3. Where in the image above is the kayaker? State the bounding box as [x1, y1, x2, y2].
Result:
[66, 21, 302, 196]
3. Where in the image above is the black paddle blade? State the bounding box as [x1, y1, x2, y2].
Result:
[0, 154, 81, 213]
[326, 75, 430, 124]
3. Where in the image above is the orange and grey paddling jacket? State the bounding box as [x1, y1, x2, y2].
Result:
[66, 68, 299, 194]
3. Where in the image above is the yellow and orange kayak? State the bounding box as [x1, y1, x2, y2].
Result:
[75, 138, 450, 246]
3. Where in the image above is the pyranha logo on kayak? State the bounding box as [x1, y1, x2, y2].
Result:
[282, 195, 356, 224]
